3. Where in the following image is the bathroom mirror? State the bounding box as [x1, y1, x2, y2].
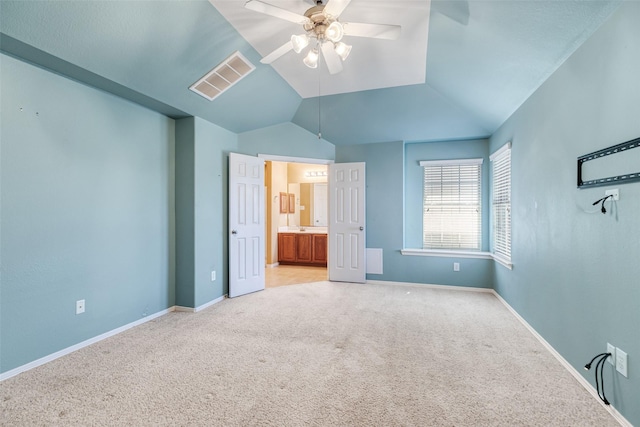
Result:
[287, 182, 328, 227]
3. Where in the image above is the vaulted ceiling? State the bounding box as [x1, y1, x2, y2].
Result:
[0, 0, 621, 145]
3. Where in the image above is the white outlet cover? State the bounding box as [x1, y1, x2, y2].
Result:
[607, 343, 616, 365]
[76, 299, 85, 315]
[605, 189, 619, 201]
[615, 348, 628, 378]
[211, 271, 216, 281]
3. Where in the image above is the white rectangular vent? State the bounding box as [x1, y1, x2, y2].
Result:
[189, 51, 255, 101]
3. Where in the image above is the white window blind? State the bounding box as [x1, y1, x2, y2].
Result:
[491, 143, 511, 261]
[421, 159, 482, 250]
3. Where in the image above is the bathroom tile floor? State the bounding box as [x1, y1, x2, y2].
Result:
[265, 265, 328, 288]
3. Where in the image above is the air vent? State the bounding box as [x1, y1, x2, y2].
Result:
[189, 51, 255, 101]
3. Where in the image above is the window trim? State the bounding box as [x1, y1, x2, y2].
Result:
[490, 142, 512, 266]
[420, 158, 484, 167]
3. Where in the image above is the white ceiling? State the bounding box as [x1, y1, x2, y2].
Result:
[210, 0, 431, 98]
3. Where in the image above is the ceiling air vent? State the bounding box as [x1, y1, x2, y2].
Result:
[189, 51, 255, 101]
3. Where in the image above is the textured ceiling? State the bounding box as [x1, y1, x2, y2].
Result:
[0, 0, 621, 146]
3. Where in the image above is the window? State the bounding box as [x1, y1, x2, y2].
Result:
[490, 143, 511, 262]
[420, 159, 483, 250]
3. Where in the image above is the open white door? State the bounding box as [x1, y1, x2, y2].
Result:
[229, 153, 265, 298]
[328, 162, 366, 283]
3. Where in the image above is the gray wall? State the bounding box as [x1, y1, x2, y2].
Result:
[0, 53, 175, 373]
[490, 2, 640, 424]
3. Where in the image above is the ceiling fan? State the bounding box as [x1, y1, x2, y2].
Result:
[245, 0, 402, 75]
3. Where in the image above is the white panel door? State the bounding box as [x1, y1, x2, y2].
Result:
[328, 162, 366, 283]
[313, 183, 328, 226]
[229, 153, 265, 298]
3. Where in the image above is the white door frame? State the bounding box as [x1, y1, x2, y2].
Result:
[257, 154, 334, 166]
[259, 154, 333, 269]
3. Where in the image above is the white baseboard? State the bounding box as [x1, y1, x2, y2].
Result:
[175, 295, 226, 313]
[0, 306, 174, 382]
[365, 279, 494, 294]
[491, 291, 632, 427]
[0, 295, 228, 382]
[266, 263, 279, 268]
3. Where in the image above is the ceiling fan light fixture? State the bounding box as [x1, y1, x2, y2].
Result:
[334, 42, 352, 61]
[303, 48, 319, 68]
[326, 21, 344, 42]
[291, 34, 310, 54]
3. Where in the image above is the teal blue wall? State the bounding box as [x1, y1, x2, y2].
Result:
[175, 118, 196, 307]
[0, 53, 176, 373]
[336, 141, 494, 288]
[490, 2, 640, 424]
[175, 118, 238, 308]
[238, 122, 335, 160]
[194, 118, 237, 306]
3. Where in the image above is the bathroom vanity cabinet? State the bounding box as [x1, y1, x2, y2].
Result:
[278, 233, 327, 266]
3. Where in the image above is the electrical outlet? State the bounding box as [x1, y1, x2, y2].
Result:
[211, 271, 216, 281]
[615, 348, 628, 378]
[76, 299, 85, 315]
[605, 189, 619, 201]
[607, 343, 616, 366]
[453, 262, 460, 272]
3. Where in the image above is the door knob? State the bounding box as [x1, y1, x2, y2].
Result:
[359, 226, 364, 231]
[231, 230, 238, 235]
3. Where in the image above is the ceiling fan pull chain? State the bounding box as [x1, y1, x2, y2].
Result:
[318, 53, 322, 139]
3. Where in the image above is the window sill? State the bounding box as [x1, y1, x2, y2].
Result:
[493, 254, 513, 270]
[400, 249, 513, 270]
[400, 249, 493, 260]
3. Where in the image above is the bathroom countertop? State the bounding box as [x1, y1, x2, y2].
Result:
[278, 227, 327, 234]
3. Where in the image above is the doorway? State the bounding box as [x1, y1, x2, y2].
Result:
[264, 159, 329, 288]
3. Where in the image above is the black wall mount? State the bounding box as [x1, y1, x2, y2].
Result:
[577, 136, 640, 188]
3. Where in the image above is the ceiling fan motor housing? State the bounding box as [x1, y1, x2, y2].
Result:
[303, 5, 335, 39]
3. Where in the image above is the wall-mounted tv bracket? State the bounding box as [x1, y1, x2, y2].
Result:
[577, 136, 640, 188]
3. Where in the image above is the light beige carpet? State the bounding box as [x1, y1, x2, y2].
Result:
[1, 281, 618, 426]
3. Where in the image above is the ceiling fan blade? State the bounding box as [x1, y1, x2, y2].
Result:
[320, 42, 343, 75]
[245, 0, 310, 24]
[343, 22, 401, 40]
[323, 0, 352, 19]
[260, 40, 294, 64]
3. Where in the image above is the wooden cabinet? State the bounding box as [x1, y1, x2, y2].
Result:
[279, 193, 296, 213]
[278, 233, 297, 262]
[279, 192, 289, 213]
[312, 234, 327, 264]
[295, 233, 312, 262]
[288, 193, 295, 213]
[278, 233, 327, 266]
